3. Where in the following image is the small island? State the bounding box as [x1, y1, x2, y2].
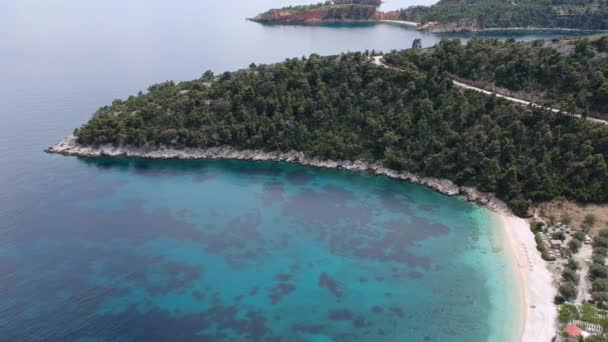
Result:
[251, 0, 608, 33]
[248, 0, 416, 26]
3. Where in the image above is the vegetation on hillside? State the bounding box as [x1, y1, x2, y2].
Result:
[384, 36, 608, 118]
[591, 230, 608, 309]
[73, 44, 608, 216]
[256, 1, 380, 21]
[399, 0, 608, 30]
[254, 0, 608, 31]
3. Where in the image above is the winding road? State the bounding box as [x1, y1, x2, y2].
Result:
[372, 56, 608, 125]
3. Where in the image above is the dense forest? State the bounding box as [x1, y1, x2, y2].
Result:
[73, 45, 608, 216]
[384, 36, 608, 118]
[399, 0, 608, 30]
[253, 0, 608, 31]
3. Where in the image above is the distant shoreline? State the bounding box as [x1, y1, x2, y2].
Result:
[477, 26, 608, 33]
[415, 23, 608, 34]
[248, 17, 607, 34]
[247, 18, 418, 27]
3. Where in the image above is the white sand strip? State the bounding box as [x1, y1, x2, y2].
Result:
[377, 19, 418, 27]
[495, 213, 557, 342]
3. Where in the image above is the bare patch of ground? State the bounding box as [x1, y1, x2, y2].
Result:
[534, 200, 608, 235]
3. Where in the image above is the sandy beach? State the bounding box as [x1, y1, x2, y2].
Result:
[495, 212, 557, 342]
[378, 19, 418, 27]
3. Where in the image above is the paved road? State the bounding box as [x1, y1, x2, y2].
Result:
[372, 56, 608, 125]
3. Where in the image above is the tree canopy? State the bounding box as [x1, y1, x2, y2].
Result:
[254, 1, 379, 21]
[384, 36, 608, 119]
[399, 0, 608, 30]
[74, 44, 608, 216]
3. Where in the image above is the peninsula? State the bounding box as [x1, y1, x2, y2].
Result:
[48, 36, 608, 218]
[251, 0, 608, 33]
[47, 35, 608, 340]
[248, 0, 416, 26]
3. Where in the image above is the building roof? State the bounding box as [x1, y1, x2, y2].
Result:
[566, 324, 583, 337]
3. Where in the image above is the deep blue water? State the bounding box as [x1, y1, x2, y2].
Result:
[0, 0, 587, 341]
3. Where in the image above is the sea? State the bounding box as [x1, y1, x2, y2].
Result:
[1, 0, 585, 341]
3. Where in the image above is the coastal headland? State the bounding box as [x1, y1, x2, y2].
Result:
[250, 0, 608, 33]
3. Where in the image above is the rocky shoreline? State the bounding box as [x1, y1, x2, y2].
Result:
[47, 136, 512, 214]
[420, 20, 608, 33]
[248, 17, 604, 34]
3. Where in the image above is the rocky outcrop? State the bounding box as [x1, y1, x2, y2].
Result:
[250, 10, 329, 23]
[46, 136, 512, 215]
[248, 2, 423, 27]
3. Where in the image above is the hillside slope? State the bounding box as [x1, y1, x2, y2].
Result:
[250, 0, 382, 22]
[399, 0, 608, 32]
[252, 0, 608, 32]
[384, 35, 608, 118]
[57, 39, 608, 215]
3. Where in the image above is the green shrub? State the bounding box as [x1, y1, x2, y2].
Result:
[593, 255, 607, 265]
[573, 231, 586, 241]
[559, 281, 577, 301]
[562, 268, 579, 285]
[590, 264, 608, 280]
[595, 237, 608, 249]
[566, 258, 579, 271]
[568, 239, 582, 254]
[594, 247, 608, 257]
[584, 214, 597, 227]
[592, 292, 608, 306]
[552, 231, 566, 241]
[530, 221, 545, 234]
[592, 279, 608, 292]
[581, 303, 601, 324]
[558, 304, 578, 323]
[535, 233, 556, 261]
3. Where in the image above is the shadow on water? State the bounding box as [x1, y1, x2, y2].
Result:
[254, 20, 602, 40]
[72, 155, 366, 184]
[74, 156, 288, 178]
[253, 21, 382, 29]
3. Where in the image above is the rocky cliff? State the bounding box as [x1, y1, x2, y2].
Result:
[250, 9, 330, 23]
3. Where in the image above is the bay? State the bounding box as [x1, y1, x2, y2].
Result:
[0, 0, 576, 340]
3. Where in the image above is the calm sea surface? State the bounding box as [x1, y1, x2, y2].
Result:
[0, 0, 583, 341]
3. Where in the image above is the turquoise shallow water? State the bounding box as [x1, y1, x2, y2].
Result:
[2, 157, 518, 341]
[0, 0, 585, 340]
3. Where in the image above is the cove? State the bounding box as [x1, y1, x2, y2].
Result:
[2, 157, 519, 341]
[1, 0, 585, 340]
